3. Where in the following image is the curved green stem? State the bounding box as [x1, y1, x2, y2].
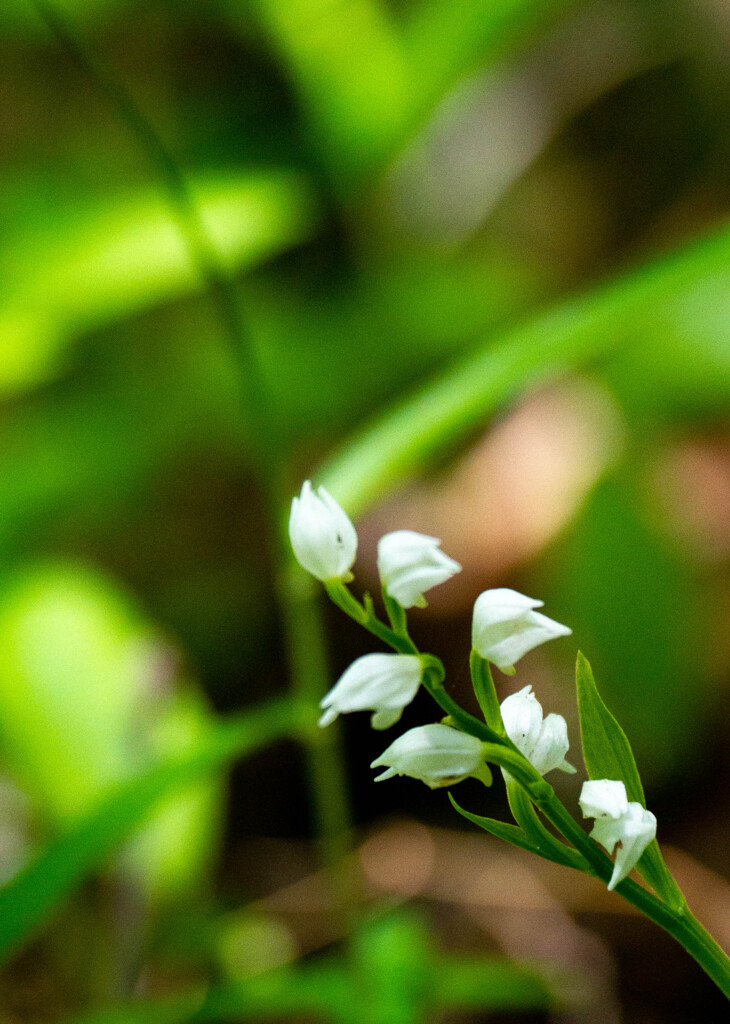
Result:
[469, 651, 505, 736]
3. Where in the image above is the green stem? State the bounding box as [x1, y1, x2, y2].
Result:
[325, 583, 504, 741]
[493, 754, 730, 997]
[278, 564, 355, 911]
[469, 651, 505, 736]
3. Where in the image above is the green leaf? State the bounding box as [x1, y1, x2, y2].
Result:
[405, 0, 577, 120]
[321, 218, 730, 518]
[0, 171, 316, 399]
[435, 956, 551, 1011]
[0, 700, 295, 967]
[576, 652, 684, 908]
[242, 0, 411, 185]
[449, 793, 542, 857]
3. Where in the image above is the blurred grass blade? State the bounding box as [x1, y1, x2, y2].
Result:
[321, 219, 730, 517]
[243, 0, 411, 185]
[435, 956, 552, 1012]
[0, 700, 295, 967]
[64, 967, 348, 1024]
[0, 171, 316, 398]
[576, 653, 683, 908]
[404, 0, 577, 116]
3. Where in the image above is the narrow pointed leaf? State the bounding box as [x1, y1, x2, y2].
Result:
[576, 652, 683, 907]
[449, 793, 542, 857]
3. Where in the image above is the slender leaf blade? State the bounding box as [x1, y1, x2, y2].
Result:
[449, 793, 542, 857]
[576, 652, 683, 907]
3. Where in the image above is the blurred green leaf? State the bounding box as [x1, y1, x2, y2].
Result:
[0, 563, 153, 821]
[65, 910, 552, 1023]
[0, 0, 133, 35]
[404, 0, 578, 117]
[434, 956, 553, 1011]
[241, 0, 579, 186]
[243, 0, 410, 185]
[321, 219, 730, 517]
[0, 171, 316, 398]
[576, 652, 682, 907]
[0, 560, 224, 905]
[0, 698, 294, 967]
[542, 475, 706, 785]
[122, 688, 226, 902]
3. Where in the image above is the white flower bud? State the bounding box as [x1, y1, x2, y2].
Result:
[377, 530, 461, 609]
[579, 779, 629, 821]
[471, 588, 571, 672]
[500, 685, 575, 775]
[289, 481, 357, 581]
[580, 783, 657, 890]
[370, 724, 486, 789]
[318, 653, 423, 730]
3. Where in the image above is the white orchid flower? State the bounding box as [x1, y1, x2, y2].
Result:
[289, 481, 357, 581]
[370, 723, 489, 789]
[471, 588, 571, 673]
[500, 685, 576, 775]
[318, 653, 423, 730]
[579, 779, 657, 890]
[377, 530, 461, 609]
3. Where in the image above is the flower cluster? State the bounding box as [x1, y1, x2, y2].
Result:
[289, 480, 657, 893]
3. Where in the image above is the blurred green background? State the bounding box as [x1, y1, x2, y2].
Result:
[0, 0, 729, 1021]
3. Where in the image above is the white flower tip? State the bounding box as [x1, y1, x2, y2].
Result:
[607, 870, 621, 892]
[579, 779, 629, 820]
[318, 707, 338, 728]
[370, 708, 403, 730]
[560, 759, 577, 774]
